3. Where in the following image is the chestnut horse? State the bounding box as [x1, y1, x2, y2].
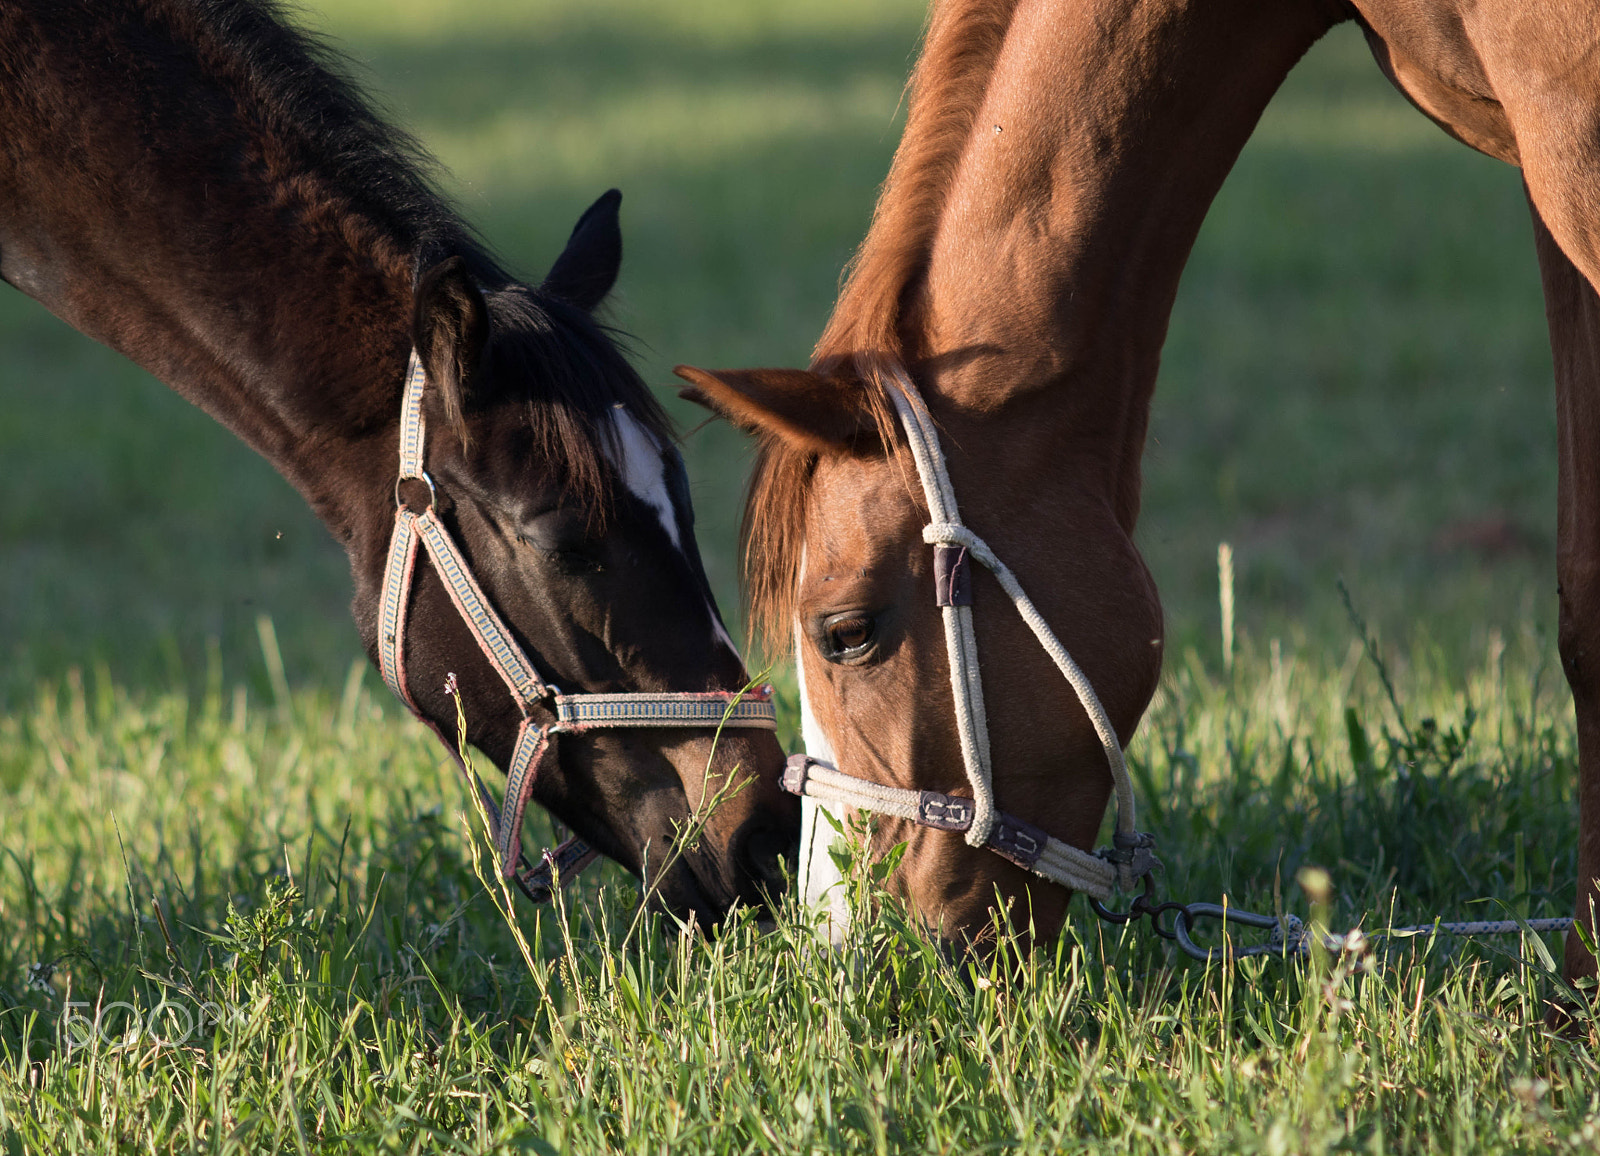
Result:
[0, 0, 796, 923]
[680, 0, 1600, 978]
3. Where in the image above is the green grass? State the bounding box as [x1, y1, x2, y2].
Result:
[1, 636, 1596, 1151]
[2, 1, 1593, 1150]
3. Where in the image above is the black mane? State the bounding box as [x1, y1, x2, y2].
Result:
[157, 0, 671, 488]
[162, 0, 503, 285]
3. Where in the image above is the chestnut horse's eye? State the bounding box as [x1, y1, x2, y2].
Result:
[821, 612, 878, 663]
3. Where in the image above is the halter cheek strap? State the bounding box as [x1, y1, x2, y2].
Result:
[783, 365, 1158, 903]
[378, 352, 777, 902]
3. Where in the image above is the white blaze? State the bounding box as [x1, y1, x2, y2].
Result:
[795, 547, 852, 941]
[608, 409, 742, 659]
[611, 410, 680, 549]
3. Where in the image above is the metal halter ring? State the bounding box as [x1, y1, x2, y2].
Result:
[394, 471, 437, 512]
[1090, 877, 1313, 962]
[1088, 873, 1163, 926]
[1089, 874, 1207, 942]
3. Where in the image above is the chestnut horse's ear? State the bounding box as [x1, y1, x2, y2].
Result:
[413, 255, 488, 441]
[541, 188, 623, 312]
[673, 365, 874, 455]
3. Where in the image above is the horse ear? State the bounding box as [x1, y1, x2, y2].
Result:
[413, 256, 488, 441]
[541, 188, 623, 312]
[672, 365, 874, 455]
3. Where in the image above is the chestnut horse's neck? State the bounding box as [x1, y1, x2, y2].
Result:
[0, 0, 489, 540]
[820, 0, 1348, 526]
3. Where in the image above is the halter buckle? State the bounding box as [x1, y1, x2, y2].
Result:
[1099, 828, 1161, 888]
[987, 814, 1049, 869]
[782, 753, 814, 795]
[917, 791, 974, 831]
[933, 543, 973, 607]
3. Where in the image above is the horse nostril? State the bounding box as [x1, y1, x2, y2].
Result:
[742, 825, 798, 892]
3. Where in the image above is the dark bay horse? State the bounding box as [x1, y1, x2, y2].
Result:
[0, 0, 796, 923]
[680, 0, 1600, 978]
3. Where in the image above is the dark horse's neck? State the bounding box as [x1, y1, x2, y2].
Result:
[0, 0, 488, 544]
[821, 0, 1349, 528]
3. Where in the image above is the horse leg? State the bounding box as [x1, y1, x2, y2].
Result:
[1530, 199, 1600, 987]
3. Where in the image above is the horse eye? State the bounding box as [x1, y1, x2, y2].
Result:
[548, 547, 604, 576]
[518, 511, 603, 574]
[821, 612, 878, 663]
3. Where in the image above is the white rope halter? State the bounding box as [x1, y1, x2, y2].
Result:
[782, 372, 1579, 957]
[781, 365, 1157, 902]
[378, 351, 777, 902]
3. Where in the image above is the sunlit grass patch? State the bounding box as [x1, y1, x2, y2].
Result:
[2, 630, 1597, 1152]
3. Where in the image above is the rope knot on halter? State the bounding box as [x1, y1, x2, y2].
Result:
[1098, 829, 1159, 892]
[922, 522, 995, 564]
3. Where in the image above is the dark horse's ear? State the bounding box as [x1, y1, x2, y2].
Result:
[541, 189, 623, 312]
[673, 366, 877, 456]
[413, 256, 488, 442]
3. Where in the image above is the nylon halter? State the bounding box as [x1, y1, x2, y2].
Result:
[378, 351, 777, 902]
[782, 365, 1157, 903]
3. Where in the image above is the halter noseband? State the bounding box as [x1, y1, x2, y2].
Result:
[379, 352, 777, 902]
[782, 365, 1157, 903]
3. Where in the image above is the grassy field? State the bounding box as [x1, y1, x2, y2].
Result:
[2, 1, 1595, 1150]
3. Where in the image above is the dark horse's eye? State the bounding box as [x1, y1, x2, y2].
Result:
[820, 611, 878, 663]
[518, 510, 603, 575]
[546, 547, 604, 576]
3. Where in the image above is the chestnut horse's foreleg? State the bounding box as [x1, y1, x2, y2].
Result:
[1531, 198, 1600, 986]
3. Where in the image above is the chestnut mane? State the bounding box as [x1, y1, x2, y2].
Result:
[741, 0, 1021, 649]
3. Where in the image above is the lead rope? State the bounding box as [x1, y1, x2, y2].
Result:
[1099, 883, 1576, 963]
[379, 350, 777, 903]
[784, 365, 1575, 962]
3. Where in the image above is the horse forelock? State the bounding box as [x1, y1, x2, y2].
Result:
[741, 351, 909, 655]
[742, 437, 812, 654]
[473, 287, 671, 523]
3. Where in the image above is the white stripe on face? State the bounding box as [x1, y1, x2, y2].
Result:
[607, 409, 742, 660]
[795, 545, 850, 940]
[610, 409, 681, 549]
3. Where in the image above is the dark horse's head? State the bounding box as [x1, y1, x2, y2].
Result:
[357, 192, 797, 923]
[0, 0, 795, 925]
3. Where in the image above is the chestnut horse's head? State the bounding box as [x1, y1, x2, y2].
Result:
[675, 357, 1163, 945]
[355, 192, 797, 925]
[661, 0, 1330, 948]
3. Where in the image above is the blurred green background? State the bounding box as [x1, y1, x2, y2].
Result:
[0, 0, 1555, 706]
